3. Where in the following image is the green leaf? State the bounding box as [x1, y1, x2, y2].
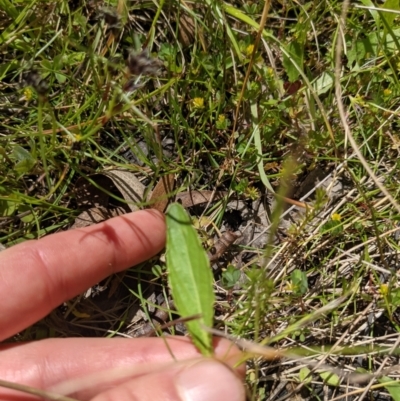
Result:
[166, 203, 215, 356]
[68, 51, 86, 64]
[391, 288, 400, 307]
[53, 54, 64, 70]
[151, 264, 163, 278]
[12, 145, 31, 162]
[299, 367, 312, 384]
[319, 371, 340, 386]
[41, 59, 53, 70]
[347, 28, 400, 68]
[14, 159, 36, 176]
[55, 73, 66, 84]
[221, 265, 241, 289]
[233, 178, 248, 194]
[378, 376, 400, 401]
[382, 0, 400, 31]
[18, 204, 35, 223]
[11, 145, 36, 176]
[291, 269, 308, 296]
[359, 0, 380, 25]
[313, 72, 334, 95]
[73, 13, 87, 28]
[283, 40, 304, 82]
[0, 199, 16, 217]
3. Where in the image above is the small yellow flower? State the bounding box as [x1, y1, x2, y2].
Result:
[383, 88, 392, 97]
[23, 87, 33, 101]
[74, 133, 83, 142]
[216, 114, 229, 129]
[353, 94, 365, 106]
[379, 284, 389, 297]
[245, 186, 259, 200]
[285, 281, 295, 292]
[245, 44, 255, 57]
[192, 97, 204, 109]
[331, 213, 341, 221]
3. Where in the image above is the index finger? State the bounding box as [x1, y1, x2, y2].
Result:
[0, 209, 166, 341]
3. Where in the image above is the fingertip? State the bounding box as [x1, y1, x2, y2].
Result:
[213, 338, 246, 378]
[90, 358, 246, 401]
[122, 209, 166, 235]
[119, 208, 166, 260]
[176, 360, 245, 401]
[131, 208, 166, 223]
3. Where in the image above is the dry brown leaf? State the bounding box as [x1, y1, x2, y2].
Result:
[178, 11, 195, 47]
[175, 190, 227, 208]
[207, 231, 240, 263]
[74, 168, 227, 218]
[148, 174, 175, 212]
[74, 170, 145, 212]
[74, 175, 113, 209]
[71, 207, 125, 229]
[102, 170, 145, 212]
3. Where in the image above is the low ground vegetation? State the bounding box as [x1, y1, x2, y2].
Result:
[2, 0, 400, 399]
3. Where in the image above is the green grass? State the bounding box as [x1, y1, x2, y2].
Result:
[2, 0, 400, 399]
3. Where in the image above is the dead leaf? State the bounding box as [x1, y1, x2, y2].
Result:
[74, 175, 114, 208]
[178, 11, 195, 47]
[102, 170, 146, 212]
[71, 206, 125, 229]
[207, 231, 240, 263]
[133, 301, 174, 337]
[74, 169, 227, 217]
[148, 174, 175, 212]
[175, 190, 227, 208]
[74, 170, 146, 212]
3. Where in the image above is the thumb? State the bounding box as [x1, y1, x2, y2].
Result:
[90, 358, 245, 401]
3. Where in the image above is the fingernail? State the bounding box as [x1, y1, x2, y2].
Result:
[175, 360, 244, 401]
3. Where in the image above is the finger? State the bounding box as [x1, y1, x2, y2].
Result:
[90, 358, 245, 401]
[0, 210, 165, 340]
[0, 337, 245, 400]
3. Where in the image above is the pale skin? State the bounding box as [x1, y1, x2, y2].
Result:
[0, 209, 246, 401]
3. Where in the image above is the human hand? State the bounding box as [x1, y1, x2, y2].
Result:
[0, 210, 245, 401]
